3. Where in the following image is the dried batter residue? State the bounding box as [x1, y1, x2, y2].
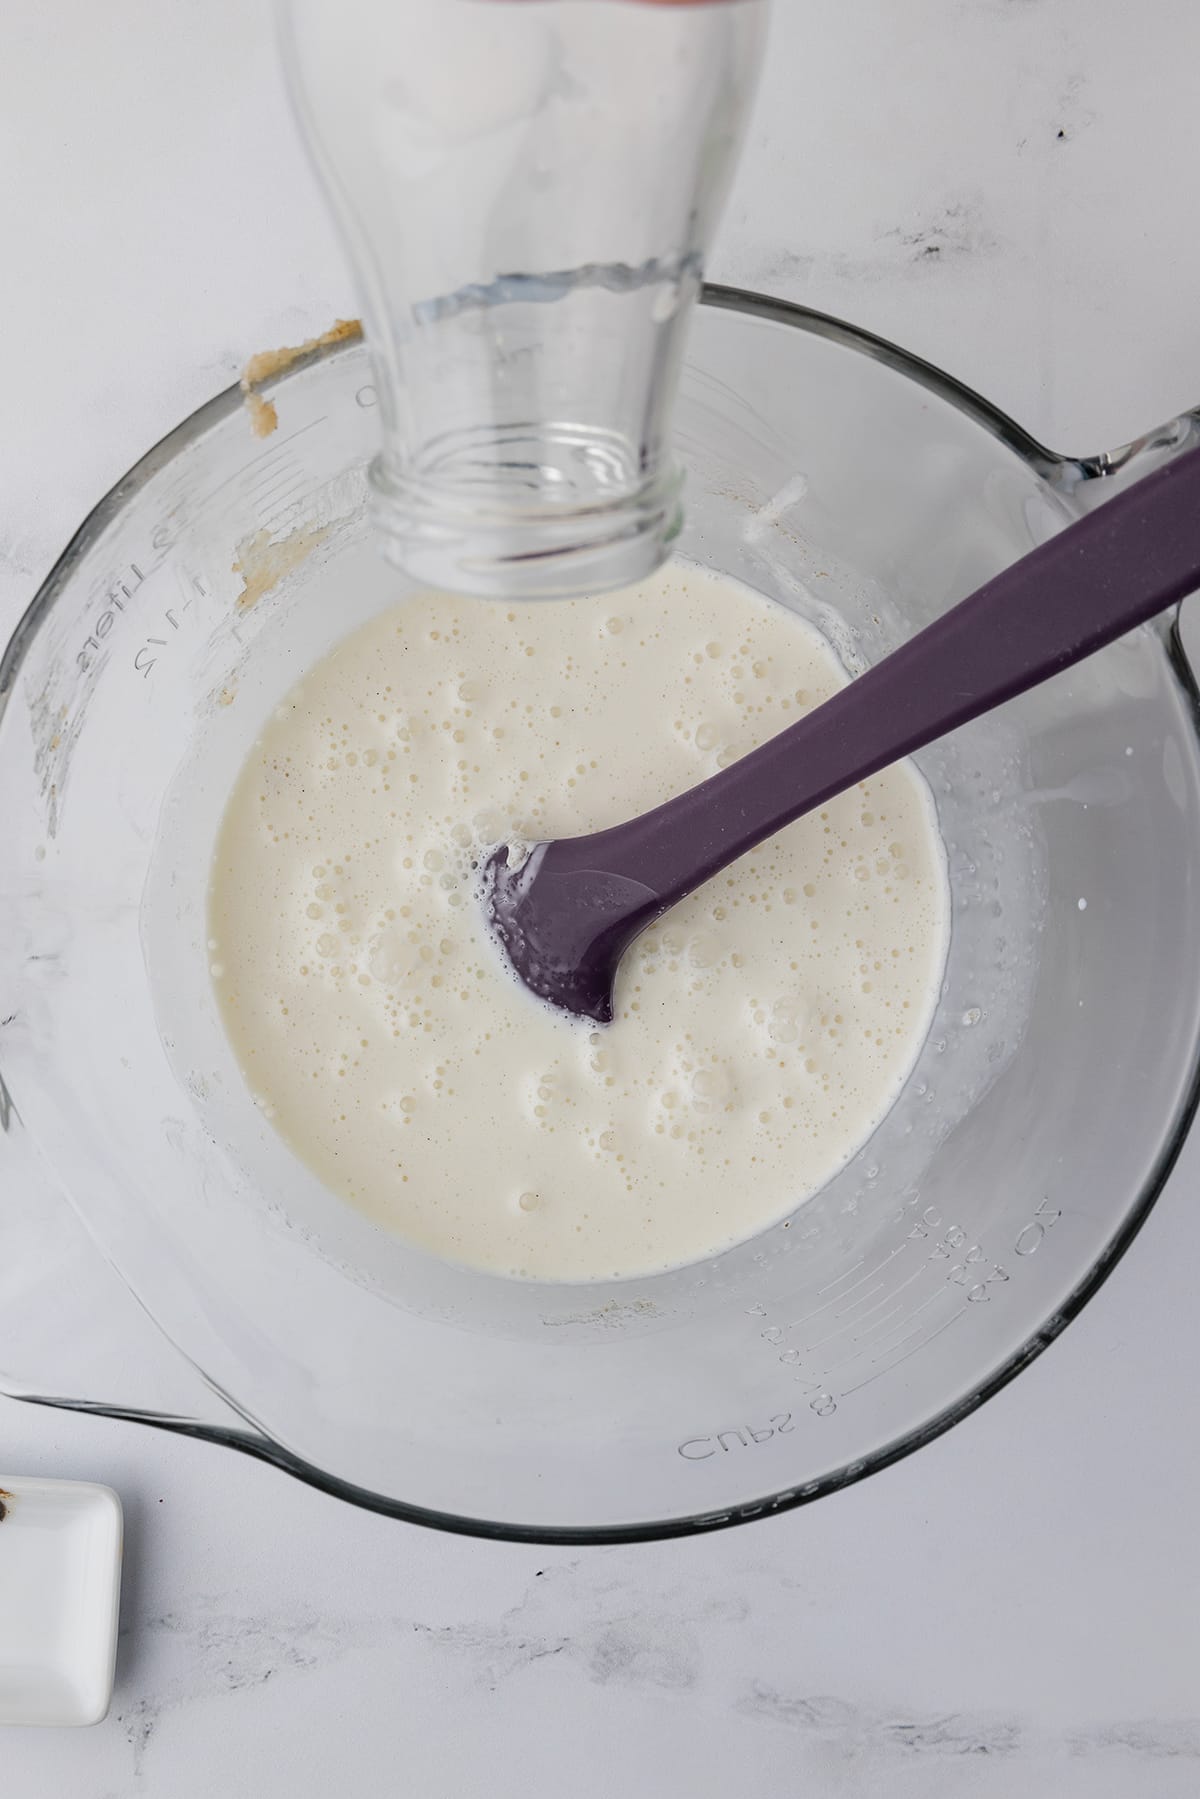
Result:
[243, 391, 279, 439]
[232, 524, 331, 610]
[239, 318, 363, 438]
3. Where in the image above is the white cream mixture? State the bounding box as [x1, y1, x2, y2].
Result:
[208, 562, 948, 1280]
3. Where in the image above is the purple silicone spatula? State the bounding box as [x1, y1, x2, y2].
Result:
[485, 443, 1200, 1023]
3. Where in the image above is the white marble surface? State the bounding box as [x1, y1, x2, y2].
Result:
[3, 1, 1200, 1792]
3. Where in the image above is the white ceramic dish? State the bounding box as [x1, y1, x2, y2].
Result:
[0, 1477, 122, 1726]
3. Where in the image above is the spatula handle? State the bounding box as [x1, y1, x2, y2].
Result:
[598, 441, 1200, 906]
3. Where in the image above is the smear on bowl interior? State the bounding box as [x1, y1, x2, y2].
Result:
[207, 560, 949, 1280]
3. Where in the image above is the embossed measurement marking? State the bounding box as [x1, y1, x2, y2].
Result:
[75, 562, 149, 672]
[840, 1302, 970, 1396]
[740, 1182, 1035, 1417]
[817, 1258, 866, 1296]
[247, 444, 310, 533]
[1014, 1196, 1061, 1256]
[188, 417, 327, 526]
[677, 1412, 795, 1461]
[143, 416, 329, 562]
[132, 577, 208, 678]
[73, 413, 335, 679]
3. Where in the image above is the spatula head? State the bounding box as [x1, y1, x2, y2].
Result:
[481, 841, 660, 1024]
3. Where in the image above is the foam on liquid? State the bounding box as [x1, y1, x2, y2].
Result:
[208, 563, 949, 1280]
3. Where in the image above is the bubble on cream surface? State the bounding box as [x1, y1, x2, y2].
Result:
[207, 561, 949, 1281]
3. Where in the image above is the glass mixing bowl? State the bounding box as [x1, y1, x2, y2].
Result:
[3, 289, 1200, 1543]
